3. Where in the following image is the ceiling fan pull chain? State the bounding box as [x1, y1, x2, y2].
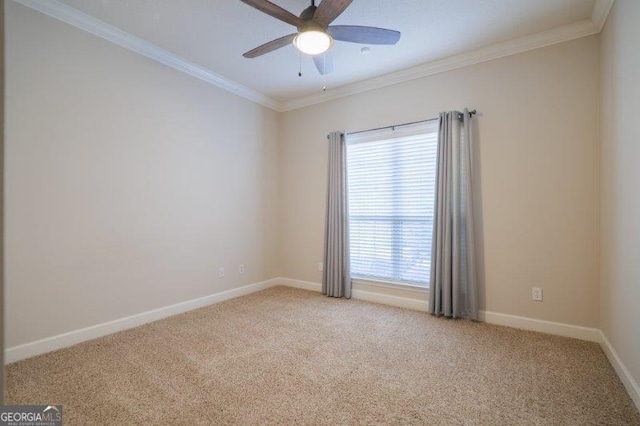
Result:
[298, 51, 302, 77]
[322, 54, 327, 91]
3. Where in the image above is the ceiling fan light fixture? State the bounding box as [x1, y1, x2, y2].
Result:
[293, 30, 333, 55]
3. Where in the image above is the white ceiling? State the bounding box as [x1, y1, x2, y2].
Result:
[48, 0, 599, 106]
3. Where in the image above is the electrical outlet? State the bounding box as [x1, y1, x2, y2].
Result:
[318, 262, 323, 272]
[532, 287, 543, 302]
[238, 264, 245, 274]
[218, 267, 225, 278]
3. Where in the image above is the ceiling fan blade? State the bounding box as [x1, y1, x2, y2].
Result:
[313, 52, 334, 75]
[243, 33, 297, 58]
[327, 25, 401, 45]
[239, 0, 303, 27]
[313, 0, 353, 27]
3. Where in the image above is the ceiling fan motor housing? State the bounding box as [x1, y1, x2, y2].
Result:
[299, 5, 318, 23]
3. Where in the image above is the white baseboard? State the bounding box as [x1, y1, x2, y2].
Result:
[478, 311, 601, 343]
[276, 278, 601, 340]
[277, 277, 322, 292]
[277, 277, 429, 311]
[8, 275, 638, 413]
[598, 331, 640, 411]
[5, 278, 280, 364]
[351, 288, 429, 312]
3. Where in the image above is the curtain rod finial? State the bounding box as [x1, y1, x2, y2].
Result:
[459, 109, 477, 120]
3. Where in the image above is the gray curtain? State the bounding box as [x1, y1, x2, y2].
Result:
[323, 131, 351, 298]
[429, 109, 479, 320]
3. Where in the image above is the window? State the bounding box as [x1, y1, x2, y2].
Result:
[347, 121, 438, 287]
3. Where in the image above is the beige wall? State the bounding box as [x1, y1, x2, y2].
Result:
[280, 36, 601, 327]
[600, 1, 640, 385]
[5, 1, 607, 351]
[5, 3, 280, 348]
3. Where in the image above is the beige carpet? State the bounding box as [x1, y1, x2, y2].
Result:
[7, 286, 640, 425]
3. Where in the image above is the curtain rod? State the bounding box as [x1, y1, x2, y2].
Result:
[327, 110, 476, 139]
[348, 117, 438, 136]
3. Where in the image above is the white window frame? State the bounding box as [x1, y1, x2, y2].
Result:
[346, 121, 438, 288]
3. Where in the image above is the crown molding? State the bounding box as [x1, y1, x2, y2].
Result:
[12, 0, 284, 112]
[14, 0, 613, 113]
[280, 19, 598, 111]
[591, 0, 615, 32]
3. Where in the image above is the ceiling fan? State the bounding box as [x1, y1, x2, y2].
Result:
[240, 0, 401, 75]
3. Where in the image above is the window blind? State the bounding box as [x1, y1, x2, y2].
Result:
[347, 121, 438, 287]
